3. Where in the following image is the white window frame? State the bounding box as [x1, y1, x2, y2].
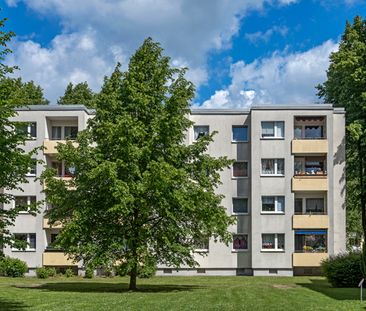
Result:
[232, 197, 249, 215]
[232, 233, 249, 252]
[12, 233, 36, 252]
[51, 125, 78, 140]
[261, 233, 285, 252]
[261, 159, 284, 176]
[26, 159, 37, 177]
[194, 238, 210, 253]
[23, 122, 37, 139]
[193, 125, 209, 141]
[261, 196, 285, 214]
[232, 161, 249, 179]
[232, 126, 248, 143]
[14, 196, 36, 214]
[261, 121, 284, 139]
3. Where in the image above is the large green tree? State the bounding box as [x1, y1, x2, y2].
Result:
[0, 17, 40, 248]
[57, 82, 95, 107]
[317, 16, 366, 248]
[42, 38, 234, 290]
[0, 77, 49, 105]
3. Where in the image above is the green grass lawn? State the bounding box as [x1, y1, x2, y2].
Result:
[0, 275, 363, 311]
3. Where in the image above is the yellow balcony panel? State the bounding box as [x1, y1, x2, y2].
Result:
[43, 218, 63, 229]
[43, 252, 77, 266]
[292, 139, 328, 154]
[293, 215, 329, 229]
[292, 176, 327, 192]
[293, 253, 328, 267]
[43, 140, 78, 154]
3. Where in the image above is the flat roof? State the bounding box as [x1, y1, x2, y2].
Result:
[16, 105, 95, 114]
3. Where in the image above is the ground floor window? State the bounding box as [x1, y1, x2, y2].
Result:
[295, 230, 327, 253]
[233, 234, 248, 251]
[262, 233, 285, 251]
[12, 233, 36, 251]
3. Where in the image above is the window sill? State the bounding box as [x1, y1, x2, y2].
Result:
[25, 175, 37, 178]
[260, 174, 284, 178]
[194, 249, 209, 253]
[232, 213, 249, 216]
[231, 249, 249, 253]
[11, 249, 36, 252]
[231, 141, 249, 144]
[232, 177, 249, 180]
[261, 212, 285, 215]
[261, 249, 285, 253]
[260, 137, 285, 140]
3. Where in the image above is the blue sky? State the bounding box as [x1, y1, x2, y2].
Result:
[1, 0, 365, 107]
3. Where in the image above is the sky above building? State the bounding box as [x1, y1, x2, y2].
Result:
[1, 0, 365, 107]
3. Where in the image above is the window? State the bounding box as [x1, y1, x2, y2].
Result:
[52, 161, 63, 176]
[194, 237, 209, 252]
[295, 230, 327, 253]
[295, 198, 326, 215]
[233, 162, 248, 178]
[233, 234, 248, 251]
[294, 157, 327, 176]
[64, 126, 78, 140]
[14, 196, 36, 213]
[18, 122, 37, 139]
[261, 159, 284, 176]
[232, 126, 248, 142]
[261, 121, 284, 138]
[26, 159, 37, 177]
[262, 234, 285, 251]
[294, 116, 326, 139]
[295, 198, 303, 214]
[193, 126, 209, 141]
[13, 233, 36, 251]
[51, 126, 62, 140]
[261, 196, 284, 213]
[232, 198, 248, 214]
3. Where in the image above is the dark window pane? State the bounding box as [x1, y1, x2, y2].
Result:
[194, 126, 209, 140]
[232, 126, 248, 142]
[51, 126, 62, 140]
[233, 162, 248, 177]
[29, 123, 37, 138]
[295, 199, 303, 214]
[29, 234, 36, 249]
[306, 199, 325, 214]
[64, 126, 78, 139]
[233, 198, 248, 214]
[233, 234, 248, 250]
[262, 196, 275, 212]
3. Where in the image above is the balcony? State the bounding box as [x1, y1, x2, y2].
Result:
[43, 217, 63, 229]
[43, 140, 78, 154]
[292, 176, 327, 191]
[293, 253, 328, 267]
[43, 176, 73, 190]
[293, 215, 329, 229]
[43, 251, 77, 266]
[292, 139, 328, 154]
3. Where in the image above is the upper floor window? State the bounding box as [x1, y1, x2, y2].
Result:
[294, 156, 327, 176]
[52, 161, 75, 177]
[261, 196, 285, 214]
[233, 161, 248, 178]
[26, 159, 37, 177]
[12, 233, 36, 251]
[14, 196, 36, 213]
[294, 116, 326, 139]
[295, 198, 326, 215]
[193, 125, 209, 141]
[233, 234, 248, 251]
[232, 126, 248, 142]
[194, 237, 209, 253]
[261, 159, 284, 176]
[232, 198, 248, 215]
[18, 122, 37, 139]
[51, 126, 78, 140]
[261, 121, 284, 139]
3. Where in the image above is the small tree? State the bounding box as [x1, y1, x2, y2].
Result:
[42, 38, 234, 290]
[0, 16, 41, 247]
[57, 82, 95, 108]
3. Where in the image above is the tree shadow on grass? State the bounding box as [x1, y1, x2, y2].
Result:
[296, 278, 360, 301]
[15, 282, 204, 293]
[0, 298, 29, 311]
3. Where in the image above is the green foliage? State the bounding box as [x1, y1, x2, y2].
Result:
[0, 256, 28, 277]
[0, 77, 49, 105]
[0, 15, 42, 247]
[321, 252, 362, 287]
[85, 266, 94, 279]
[115, 261, 156, 279]
[42, 38, 234, 290]
[47, 267, 57, 277]
[57, 82, 95, 108]
[65, 268, 74, 278]
[36, 267, 50, 279]
[317, 16, 366, 250]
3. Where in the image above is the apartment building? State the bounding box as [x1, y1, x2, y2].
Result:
[3, 104, 346, 276]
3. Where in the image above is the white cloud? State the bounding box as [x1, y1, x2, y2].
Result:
[245, 26, 288, 44]
[5, 0, 296, 103]
[201, 40, 338, 108]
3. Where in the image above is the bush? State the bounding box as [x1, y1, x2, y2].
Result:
[321, 252, 362, 287]
[65, 268, 74, 278]
[36, 267, 49, 279]
[85, 267, 94, 279]
[0, 256, 28, 277]
[138, 264, 156, 279]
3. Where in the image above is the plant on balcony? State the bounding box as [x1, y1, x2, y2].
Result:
[303, 246, 313, 252]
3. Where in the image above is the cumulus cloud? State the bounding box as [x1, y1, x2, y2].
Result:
[200, 40, 338, 109]
[245, 26, 288, 44]
[5, 0, 297, 103]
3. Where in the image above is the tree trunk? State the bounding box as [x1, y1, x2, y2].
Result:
[360, 141, 366, 240]
[129, 264, 137, 291]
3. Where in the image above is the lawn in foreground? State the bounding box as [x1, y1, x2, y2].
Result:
[0, 276, 363, 311]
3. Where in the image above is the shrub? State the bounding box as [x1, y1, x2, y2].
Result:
[0, 256, 28, 277]
[65, 268, 74, 278]
[321, 252, 362, 287]
[36, 267, 49, 279]
[115, 263, 129, 277]
[85, 267, 94, 279]
[137, 264, 156, 279]
[47, 267, 57, 277]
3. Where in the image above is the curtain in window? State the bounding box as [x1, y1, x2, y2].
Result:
[306, 199, 324, 214]
[262, 122, 274, 137]
[277, 234, 285, 249]
[262, 234, 275, 249]
[276, 159, 284, 175]
[29, 234, 36, 249]
[51, 126, 62, 140]
[276, 197, 285, 212]
[262, 159, 274, 174]
[262, 196, 275, 211]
